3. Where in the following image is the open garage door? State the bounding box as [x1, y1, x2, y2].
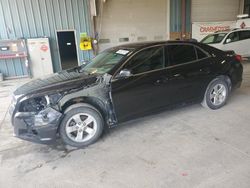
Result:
[96, 0, 169, 52]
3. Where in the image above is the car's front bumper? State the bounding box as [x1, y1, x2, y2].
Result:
[11, 107, 62, 144]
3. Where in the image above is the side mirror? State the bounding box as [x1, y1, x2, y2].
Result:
[117, 69, 132, 78]
[226, 38, 231, 44]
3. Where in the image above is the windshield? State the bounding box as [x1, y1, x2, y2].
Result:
[82, 49, 131, 74]
[200, 33, 227, 44]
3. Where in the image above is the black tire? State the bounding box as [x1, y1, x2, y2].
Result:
[201, 78, 229, 110]
[59, 105, 104, 148]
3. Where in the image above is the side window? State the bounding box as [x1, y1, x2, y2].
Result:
[225, 32, 239, 43]
[123, 47, 164, 74]
[239, 31, 250, 40]
[202, 35, 215, 44]
[167, 45, 196, 66]
[196, 47, 208, 59]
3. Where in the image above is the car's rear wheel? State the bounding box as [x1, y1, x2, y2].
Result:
[59, 105, 104, 148]
[202, 78, 229, 110]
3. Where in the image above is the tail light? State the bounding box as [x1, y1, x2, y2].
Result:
[235, 54, 242, 62]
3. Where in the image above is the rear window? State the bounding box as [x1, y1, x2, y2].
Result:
[167, 45, 196, 66]
[196, 47, 208, 59]
[197, 43, 226, 57]
[201, 33, 227, 44]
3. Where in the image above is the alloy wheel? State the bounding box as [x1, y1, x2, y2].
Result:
[65, 113, 97, 143]
[210, 84, 227, 106]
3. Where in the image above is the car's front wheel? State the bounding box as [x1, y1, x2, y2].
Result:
[202, 78, 230, 110]
[59, 105, 104, 148]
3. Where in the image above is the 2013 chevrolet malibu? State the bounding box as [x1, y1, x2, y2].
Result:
[10, 41, 243, 147]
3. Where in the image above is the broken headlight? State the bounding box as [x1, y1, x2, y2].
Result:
[20, 96, 48, 113]
[19, 93, 62, 113]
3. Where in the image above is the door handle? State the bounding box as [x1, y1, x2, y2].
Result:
[155, 79, 161, 85]
[168, 73, 184, 80]
[154, 77, 169, 85]
[173, 73, 181, 77]
[200, 68, 210, 74]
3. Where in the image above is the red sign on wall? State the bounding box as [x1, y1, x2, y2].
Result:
[40, 44, 48, 52]
[192, 21, 236, 41]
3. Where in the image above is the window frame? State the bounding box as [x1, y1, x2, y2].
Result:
[113, 45, 166, 77]
[112, 43, 210, 79]
[224, 31, 240, 44]
[165, 44, 210, 68]
[195, 46, 209, 60]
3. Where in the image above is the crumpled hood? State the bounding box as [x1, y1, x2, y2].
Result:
[14, 69, 100, 96]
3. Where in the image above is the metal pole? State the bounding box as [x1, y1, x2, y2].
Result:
[181, 0, 186, 40]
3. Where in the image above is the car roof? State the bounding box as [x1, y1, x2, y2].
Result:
[112, 40, 198, 51]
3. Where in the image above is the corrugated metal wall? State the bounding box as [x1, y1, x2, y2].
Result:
[0, 58, 28, 78]
[0, 0, 93, 78]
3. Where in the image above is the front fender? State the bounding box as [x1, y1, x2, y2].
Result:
[58, 82, 117, 127]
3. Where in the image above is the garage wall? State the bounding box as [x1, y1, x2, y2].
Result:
[0, 0, 93, 78]
[192, 0, 241, 22]
[96, 0, 169, 51]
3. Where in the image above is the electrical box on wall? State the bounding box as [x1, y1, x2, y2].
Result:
[0, 39, 30, 78]
[27, 38, 54, 78]
[0, 39, 27, 59]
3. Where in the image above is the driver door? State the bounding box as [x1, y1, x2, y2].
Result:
[111, 46, 167, 122]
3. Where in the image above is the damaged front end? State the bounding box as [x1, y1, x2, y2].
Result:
[10, 95, 62, 143]
[10, 70, 117, 145]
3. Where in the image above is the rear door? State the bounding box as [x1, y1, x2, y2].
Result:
[164, 44, 213, 104]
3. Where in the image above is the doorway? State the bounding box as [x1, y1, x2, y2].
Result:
[57, 31, 78, 70]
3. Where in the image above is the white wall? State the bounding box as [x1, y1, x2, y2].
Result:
[96, 0, 169, 51]
[192, 0, 241, 22]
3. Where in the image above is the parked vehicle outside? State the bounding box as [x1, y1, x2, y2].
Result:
[10, 41, 243, 148]
[200, 28, 250, 58]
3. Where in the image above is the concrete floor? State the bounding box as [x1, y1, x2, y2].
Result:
[0, 63, 250, 188]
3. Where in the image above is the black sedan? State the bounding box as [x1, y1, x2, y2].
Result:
[10, 41, 243, 147]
